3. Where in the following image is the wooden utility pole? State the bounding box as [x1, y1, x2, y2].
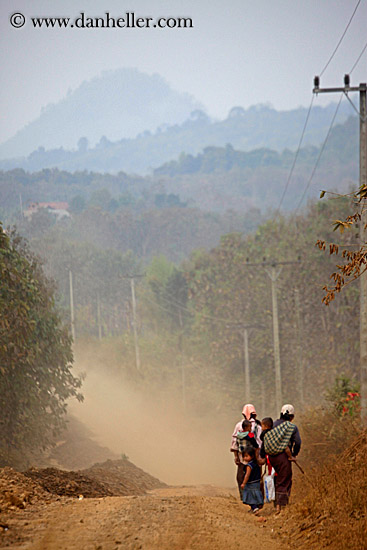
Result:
[178, 309, 186, 412]
[246, 259, 300, 414]
[97, 293, 102, 341]
[294, 288, 304, 406]
[266, 264, 283, 413]
[232, 322, 265, 406]
[359, 84, 367, 423]
[19, 193, 23, 217]
[130, 277, 141, 372]
[313, 77, 367, 423]
[69, 269, 76, 342]
[243, 328, 250, 403]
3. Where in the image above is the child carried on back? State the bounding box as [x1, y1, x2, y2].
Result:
[233, 419, 259, 464]
[260, 417, 296, 460]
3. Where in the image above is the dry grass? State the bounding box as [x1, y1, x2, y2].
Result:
[276, 427, 367, 550]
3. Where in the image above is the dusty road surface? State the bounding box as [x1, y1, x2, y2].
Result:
[0, 486, 284, 550]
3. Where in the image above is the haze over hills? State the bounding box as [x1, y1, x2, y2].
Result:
[0, 66, 355, 174]
[0, 100, 354, 175]
[0, 115, 358, 218]
[0, 68, 202, 160]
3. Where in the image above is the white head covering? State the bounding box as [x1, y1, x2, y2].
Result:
[281, 404, 295, 416]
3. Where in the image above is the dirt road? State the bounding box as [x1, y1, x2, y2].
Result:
[0, 485, 286, 550]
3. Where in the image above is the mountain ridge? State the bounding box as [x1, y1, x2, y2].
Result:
[0, 68, 202, 160]
[0, 99, 354, 175]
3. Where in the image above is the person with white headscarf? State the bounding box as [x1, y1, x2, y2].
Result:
[268, 404, 302, 513]
[230, 403, 262, 497]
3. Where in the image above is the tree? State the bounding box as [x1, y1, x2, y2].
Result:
[77, 136, 89, 153]
[69, 195, 86, 214]
[0, 225, 83, 468]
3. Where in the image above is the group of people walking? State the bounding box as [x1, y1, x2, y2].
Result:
[230, 403, 301, 514]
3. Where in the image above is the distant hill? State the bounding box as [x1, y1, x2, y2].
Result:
[0, 100, 354, 175]
[0, 116, 358, 218]
[154, 116, 358, 177]
[0, 68, 202, 160]
[151, 115, 358, 212]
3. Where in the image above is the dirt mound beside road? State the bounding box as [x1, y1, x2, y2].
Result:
[84, 458, 166, 495]
[0, 467, 53, 514]
[24, 467, 114, 498]
[24, 459, 166, 499]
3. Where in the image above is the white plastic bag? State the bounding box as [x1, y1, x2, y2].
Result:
[264, 472, 275, 502]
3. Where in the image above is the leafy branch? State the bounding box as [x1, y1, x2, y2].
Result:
[317, 186, 367, 305]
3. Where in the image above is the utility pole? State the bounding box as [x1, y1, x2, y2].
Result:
[97, 292, 102, 341]
[294, 288, 304, 407]
[121, 274, 145, 372]
[231, 322, 265, 405]
[178, 309, 186, 412]
[246, 259, 300, 414]
[69, 269, 76, 342]
[130, 277, 141, 372]
[243, 328, 250, 403]
[266, 264, 282, 414]
[359, 83, 367, 424]
[313, 76, 367, 423]
[19, 193, 23, 218]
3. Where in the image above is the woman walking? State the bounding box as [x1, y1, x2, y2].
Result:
[268, 404, 301, 513]
[230, 403, 262, 497]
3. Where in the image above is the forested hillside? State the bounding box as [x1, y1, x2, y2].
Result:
[0, 68, 201, 160]
[0, 101, 354, 175]
[0, 115, 359, 218]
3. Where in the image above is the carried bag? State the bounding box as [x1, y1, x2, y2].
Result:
[264, 421, 296, 455]
[264, 473, 275, 502]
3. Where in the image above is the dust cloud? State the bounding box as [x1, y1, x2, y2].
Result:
[69, 355, 238, 488]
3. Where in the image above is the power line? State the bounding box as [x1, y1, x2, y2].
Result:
[276, 5, 364, 217]
[294, 93, 343, 214]
[293, 39, 367, 214]
[143, 284, 256, 327]
[275, 95, 315, 216]
[320, 0, 362, 77]
[350, 40, 367, 74]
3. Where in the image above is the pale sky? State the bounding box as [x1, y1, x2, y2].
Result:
[1, 0, 366, 143]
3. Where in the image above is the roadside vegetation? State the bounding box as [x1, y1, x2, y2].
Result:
[0, 225, 83, 469]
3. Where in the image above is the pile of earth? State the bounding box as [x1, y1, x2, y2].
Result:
[40, 415, 119, 471]
[24, 467, 114, 498]
[0, 467, 54, 514]
[1, 416, 166, 519]
[24, 459, 166, 499]
[84, 458, 167, 495]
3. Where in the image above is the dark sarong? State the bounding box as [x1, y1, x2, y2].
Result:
[236, 463, 245, 498]
[268, 451, 292, 507]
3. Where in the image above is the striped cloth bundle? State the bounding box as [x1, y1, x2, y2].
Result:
[263, 421, 296, 455]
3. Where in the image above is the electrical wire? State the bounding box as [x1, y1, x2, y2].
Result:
[292, 37, 367, 213]
[349, 40, 367, 74]
[319, 0, 362, 77]
[276, 4, 364, 217]
[274, 95, 315, 216]
[293, 93, 343, 214]
[142, 284, 250, 326]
